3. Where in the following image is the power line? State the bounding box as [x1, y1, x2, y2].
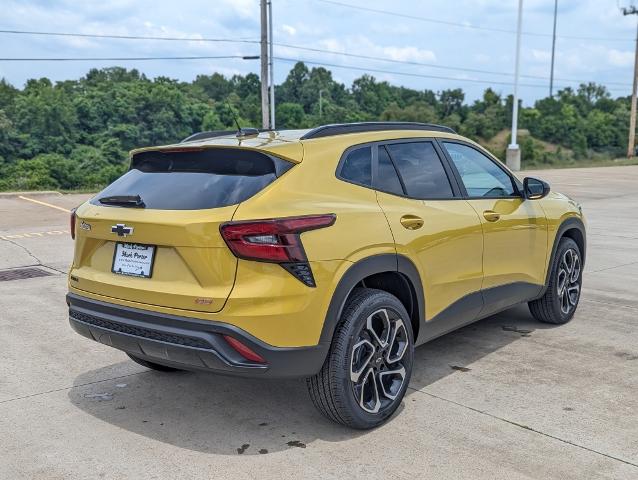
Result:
[0, 53, 553, 86]
[0, 29, 259, 44]
[0, 55, 255, 61]
[275, 42, 633, 87]
[0, 52, 565, 87]
[0, 52, 627, 92]
[0, 28, 632, 87]
[315, 0, 636, 42]
[274, 56, 629, 92]
[273, 56, 559, 89]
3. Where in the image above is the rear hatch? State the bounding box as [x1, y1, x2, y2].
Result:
[70, 145, 296, 312]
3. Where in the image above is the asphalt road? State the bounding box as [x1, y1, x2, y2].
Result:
[1, 166, 637, 479]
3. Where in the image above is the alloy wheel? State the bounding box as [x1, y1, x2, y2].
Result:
[557, 248, 581, 315]
[350, 308, 409, 414]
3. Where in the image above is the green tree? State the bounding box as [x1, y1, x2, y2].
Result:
[276, 102, 305, 128]
[0, 64, 629, 192]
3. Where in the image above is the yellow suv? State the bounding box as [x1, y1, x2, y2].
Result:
[67, 122, 585, 429]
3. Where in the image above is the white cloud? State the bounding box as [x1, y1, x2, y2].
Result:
[608, 49, 634, 67]
[215, 0, 256, 19]
[381, 46, 436, 63]
[3, 0, 637, 101]
[318, 38, 346, 53]
[531, 49, 551, 62]
[281, 24, 296, 36]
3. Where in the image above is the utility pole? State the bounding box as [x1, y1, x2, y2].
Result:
[319, 89, 324, 117]
[268, 0, 275, 129]
[549, 0, 558, 97]
[506, 0, 523, 171]
[260, 0, 269, 129]
[622, 3, 638, 158]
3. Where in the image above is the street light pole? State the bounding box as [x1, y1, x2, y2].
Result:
[260, 0, 269, 129]
[268, 0, 275, 130]
[549, 0, 558, 97]
[506, 0, 524, 171]
[622, 4, 638, 158]
[630, 19, 638, 158]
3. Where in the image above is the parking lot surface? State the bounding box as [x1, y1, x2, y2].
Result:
[1, 166, 637, 479]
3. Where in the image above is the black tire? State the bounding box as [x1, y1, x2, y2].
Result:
[529, 237, 583, 325]
[126, 353, 182, 372]
[307, 288, 414, 429]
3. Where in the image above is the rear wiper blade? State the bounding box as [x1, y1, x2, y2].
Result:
[98, 195, 146, 208]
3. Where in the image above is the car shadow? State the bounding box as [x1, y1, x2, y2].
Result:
[408, 303, 558, 391]
[68, 304, 554, 455]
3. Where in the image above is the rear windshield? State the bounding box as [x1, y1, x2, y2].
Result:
[91, 148, 293, 210]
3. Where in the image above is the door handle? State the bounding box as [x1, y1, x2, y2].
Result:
[400, 215, 424, 230]
[483, 210, 501, 222]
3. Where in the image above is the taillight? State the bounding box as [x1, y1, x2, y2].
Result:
[223, 335, 266, 363]
[220, 214, 336, 287]
[70, 209, 77, 240]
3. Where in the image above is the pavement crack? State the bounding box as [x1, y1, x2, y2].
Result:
[582, 298, 638, 312]
[588, 232, 638, 241]
[42, 263, 68, 275]
[588, 261, 638, 273]
[0, 371, 150, 405]
[408, 387, 638, 469]
[1, 237, 43, 265]
[0, 238, 67, 275]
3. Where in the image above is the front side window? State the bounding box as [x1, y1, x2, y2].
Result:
[340, 146, 372, 186]
[443, 142, 516, 198]
[385, 142, 453, 199]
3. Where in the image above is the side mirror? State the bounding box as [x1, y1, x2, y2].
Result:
[523, 177, 550, 200]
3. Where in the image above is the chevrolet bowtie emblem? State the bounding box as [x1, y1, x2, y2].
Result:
[111, 224, 134, 237]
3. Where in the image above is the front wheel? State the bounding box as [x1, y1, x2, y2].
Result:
[529, 237, 583, 324]
[307, 288, 414, 429]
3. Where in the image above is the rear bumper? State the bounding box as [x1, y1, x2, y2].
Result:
[67, 292, 328, 378]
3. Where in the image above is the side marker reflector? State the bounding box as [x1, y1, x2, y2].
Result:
[223, 335, 267, 364]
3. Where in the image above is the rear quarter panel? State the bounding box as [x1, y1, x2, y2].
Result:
[223, 136, 398, 347]
[231, 137, 397, 263]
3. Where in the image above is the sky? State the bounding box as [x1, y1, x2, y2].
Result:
[2, 0, 638, 104]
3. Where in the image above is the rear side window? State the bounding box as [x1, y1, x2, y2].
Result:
[385, 142, 453, 199]
[340, 146, 372, 186]
[91, 148, 293, 210]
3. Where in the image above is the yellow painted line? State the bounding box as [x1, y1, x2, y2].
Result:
[0, 230, 70, 240]
[18, 195, 71, 213]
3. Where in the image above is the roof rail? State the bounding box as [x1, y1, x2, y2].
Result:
[300, 122, 455, 140]
[180, 130, 236, 143]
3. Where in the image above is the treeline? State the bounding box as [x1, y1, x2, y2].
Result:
[0, 62, 631, 191]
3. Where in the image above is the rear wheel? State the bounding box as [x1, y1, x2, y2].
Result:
[529, 237, 582, 325]
[126, 353, 182, 372]
[307, 288, 414, 429]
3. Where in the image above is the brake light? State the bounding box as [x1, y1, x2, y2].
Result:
[220, 214, 336, 263]
[220, 214, 336, 287]
[70, 209, 77, 240]
[223, 335, 266, 363]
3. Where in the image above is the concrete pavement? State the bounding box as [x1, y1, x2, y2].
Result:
[1, 166, 637, 479]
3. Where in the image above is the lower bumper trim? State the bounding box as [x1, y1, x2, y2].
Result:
[67, 292, 328, 379]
